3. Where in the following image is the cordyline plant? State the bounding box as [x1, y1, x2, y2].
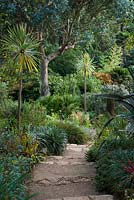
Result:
[2, 24, 39, 132]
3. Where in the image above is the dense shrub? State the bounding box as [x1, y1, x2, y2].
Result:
[86, 136, 134, 199]
[68, 111, 90, 127]
[49, 49, 80, 76]
[39, 94, 80, 118]
[86, 136, 134, 162]
[0, 98, 18, 130]
[0, 130, 41, 164]
[0, 155, 31, 200]
[96, 149, 134, 198]
[78, 76, 102, 94]
[21, 101, 47, 127]
[85, 146, 98, 162]
[31, 126, 67, 155]
[0, 131, 21, 155]
[110, 67, 130, 84]
[98, 136, 134, 154]
[56, 121, 88, 144]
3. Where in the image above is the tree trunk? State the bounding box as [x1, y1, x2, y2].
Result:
[106, 99, 115, 117]
[38, 32, 50, 96]
[84, 64, 87, 113]
[38, 31, 75, 96]
[18, 78, 23, 132]
[40, 58, 50, 96]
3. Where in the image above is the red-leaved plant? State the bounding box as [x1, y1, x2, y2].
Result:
[124, 160, 134, 175]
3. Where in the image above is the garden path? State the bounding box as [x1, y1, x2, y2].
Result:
[29, 144, 114, 200]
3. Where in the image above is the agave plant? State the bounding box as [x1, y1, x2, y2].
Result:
[97, 93, 134, 137]
[2, 24, 39, 131]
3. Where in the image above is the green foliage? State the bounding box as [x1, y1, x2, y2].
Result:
[2, 24, 39, 72]
[31, 126, 67, 156]
[0, 130, 41, 165]
[100, 45, 123, 72]
[110, 67, 130, 84]
[49, 74, 79, 95]
[55, 121, 88, 144]
[0, 155, 31, 200]
[19, 73, 40, 101]
[0, 131, 21, 155]
[77, 53, 95, 77]
[86, 135, 134, 198]
[49, 49, 80, 76]
[78, 76, 102, 94]
[99, 136, 134, 154]
[0, 82, 18, 130]
[0, 99, 18, 128]
[0, 0, 114, 46]
[0, 81, 8, 104]
[96, 149, 134, 197]
[68, 111, 90, 127]
[21, 101, 47, 127]
[39, 94, 80, 118]
[85, 146, 98, 162]
[98, 93, 134, 136]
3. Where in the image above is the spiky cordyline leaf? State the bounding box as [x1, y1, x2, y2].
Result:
[2, 24, 39, 73]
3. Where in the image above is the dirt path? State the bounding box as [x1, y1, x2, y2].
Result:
[29, 144, 114, 200]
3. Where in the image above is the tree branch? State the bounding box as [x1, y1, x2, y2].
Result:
[37, 32, 47, 59]
[47, 42, 75, 62]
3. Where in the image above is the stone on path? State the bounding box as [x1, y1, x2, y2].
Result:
[28, 144, 114, 200]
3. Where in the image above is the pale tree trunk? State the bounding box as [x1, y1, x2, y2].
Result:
[18, 78, 22, 132]
[41, 58, 50, 96]
[38, 32, 50, 96]
[38, 31, 75, 96]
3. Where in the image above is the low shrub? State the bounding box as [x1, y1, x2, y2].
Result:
[86, 135, 134, 162]
[31, 126, 67, 155]
[85, 146, 98, 162]
[86, 135, 134, 199]
[0, 155, 31, 200]
[0, 130, 42, 165]
[110, 67, 130, 84]
[78, 76, 102, 94]
[68, 111, 90, 127]
[98, 136, 134, 154]
[38, 94, 80, 118]
[21, 101, 47, 127]
[96, 149, 134, 198]
[56, 121, 88, 144]
[0, 127, 45, 199]
[0, 99, 18, 130]
[0, 131, 23, 155]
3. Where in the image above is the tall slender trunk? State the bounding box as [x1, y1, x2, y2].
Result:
[38, 32, 50, 96]
[84, 64, 87, 113]
[18, 78, 23, 132]
[41, 58, 50, 96]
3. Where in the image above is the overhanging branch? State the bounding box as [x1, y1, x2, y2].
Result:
[47, 42, 75, 62]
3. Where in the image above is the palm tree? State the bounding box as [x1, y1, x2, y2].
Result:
[2, 24, 39, 132]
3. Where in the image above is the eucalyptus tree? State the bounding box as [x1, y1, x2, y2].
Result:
[0, 0, 116, 96]
[2, 24, 39, 131]
[35, 0, 115, 96]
